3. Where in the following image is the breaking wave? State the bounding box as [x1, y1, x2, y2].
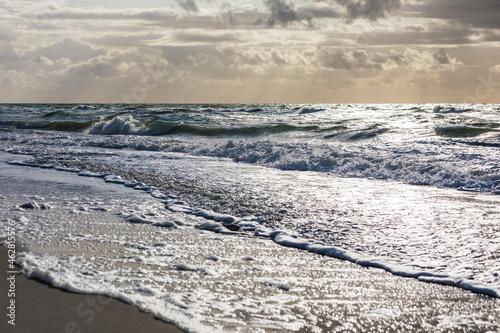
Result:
[435, 126, 499, 138]
[86, 115, 365, 139]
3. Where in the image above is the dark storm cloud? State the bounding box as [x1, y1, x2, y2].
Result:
[433, 49, 450, 64]
[315, 0, 401, 22]
[339, 0, 402, 21]
[175, 0, 199, 13]
[263, 0, 312, 27]
[483, 31, 500, 42]
[216, 3, 238, 26]
[298, 4, 341, 19]
[408, 0, 500, 30]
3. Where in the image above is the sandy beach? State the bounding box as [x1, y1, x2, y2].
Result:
[0, 246, 184, 333]
[1, 152, 499, 332]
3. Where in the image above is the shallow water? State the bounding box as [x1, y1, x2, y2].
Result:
[1, 155, 499, 332]
[0, 103, 499, 330]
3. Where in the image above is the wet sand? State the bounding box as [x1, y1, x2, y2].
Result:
[0, 245, 184, 333]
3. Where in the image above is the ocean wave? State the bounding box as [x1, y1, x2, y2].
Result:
[9, 120, 95, 132]
[299, 107, 326, 114]
[1, 115, 391, 142]
[435, 125, 498, 138]
[86, 115, 334, 137]
[87, 116, 147, 135]
[73, 104, 97, 111]
[433, 105, 470, 113]
[3, 128, 499, 194]
[1, 103, 500, 194]
[43, 110, 67, 118]
[459, 140, 500, 148]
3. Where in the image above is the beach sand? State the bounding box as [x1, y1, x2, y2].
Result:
[0, 154, 185, 332]
[1, 152, 499, 332]
[0, 245, 184, 333]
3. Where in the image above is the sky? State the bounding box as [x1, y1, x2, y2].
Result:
[0, 0, 499, 103]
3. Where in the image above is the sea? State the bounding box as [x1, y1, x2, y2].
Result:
[1, 103, 499, 332]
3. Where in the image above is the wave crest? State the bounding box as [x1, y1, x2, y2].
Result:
[88, 116, 148, 135]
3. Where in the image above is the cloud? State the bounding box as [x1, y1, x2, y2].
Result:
[50, 48, 170, 101]
[341, 0, 402, 21]
[319, 48, 383, 70]
[357, 24, 478, 46]
[489, 65, 500, 73]
[33, 6, 180, 22]
[162, 44, 313, 80]
[391, 48, 463, 71]
[316, 0, 402, 22]
[298, 4, 341, 19]
[31, 54, 53, 66]
[0, 0, 497, 103]
[37, 4, 259, 31]
[318, 47, 463, 72]
[87, 33, 164, 47]
[174, 31, 242, 43]
[433, 48, 450, 64]
[263, 0, 313, 27]
[215, 3, 238, 26]
[38, 37, 105, 63]
[0, 37, 110, 85]
[407, 0, 500, 30]
[66, 56, 127, 80]
[0, 35, 19, 63]
[175, 0, 199, 13]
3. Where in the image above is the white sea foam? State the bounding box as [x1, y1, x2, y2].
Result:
[433, 105, 468, 113]
[1, 149, 499, 332]
[299, 107, 326, 114]
[269, 231, 500, 297]
[15, 252, 216, 333]
[3, 121, 499, 193]
[88, 116, 148, 136]
[8, 156, 498, 298]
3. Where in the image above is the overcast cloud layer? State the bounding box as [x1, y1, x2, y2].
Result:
[0, 0, 499, 103]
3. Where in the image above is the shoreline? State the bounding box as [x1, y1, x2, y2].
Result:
[0, 245, 185, 333]
[1, 151, 500, 332]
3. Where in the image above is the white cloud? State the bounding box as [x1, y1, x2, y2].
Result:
[31, 54, 54, 66]
[170, 45, 314, 79]
[39, 37, 105, 63]
[489, 65, 500, 73]
[55, 57, 70, 65]
[317, 47, 462, 72]
[319, 48, 383, 70]
[396, 48, 463, 71]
